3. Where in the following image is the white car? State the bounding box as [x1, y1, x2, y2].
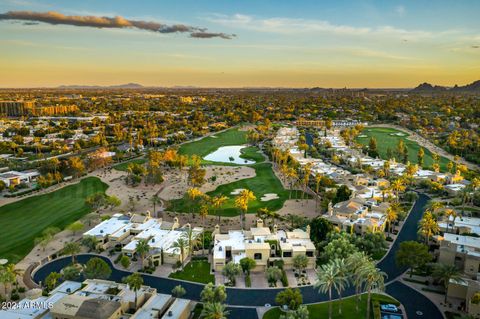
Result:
[380, 304, 398, 312]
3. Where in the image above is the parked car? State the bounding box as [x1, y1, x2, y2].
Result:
[380, 304, 398, 312]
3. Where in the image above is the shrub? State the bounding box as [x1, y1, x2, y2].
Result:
[280, 269, 289, 287]
[10, 293, 20, 301]
[18, 287, 26, 293]
[245, 274, 251, 287]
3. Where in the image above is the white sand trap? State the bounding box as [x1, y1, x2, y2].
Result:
[230, 188, 246, 195]
[390, 132, 406, 137]
[261, 193, 279, 201]
[358, 134, 368, 138]
[210, 136, 218, 138]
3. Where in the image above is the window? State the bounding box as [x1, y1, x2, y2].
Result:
[306, 251, 314, 257]
[283, 251, 292, 258]
[254, 253, 262, 260]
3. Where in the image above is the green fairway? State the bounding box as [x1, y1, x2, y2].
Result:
[179, 128, 248, 158]
[169, 259, 215, 284]
[0, 177, 108, 263]
[171, 162, 304, 216]
[356, 127, 450, 171]
[263, 293, 399, 319]
[113, 158, 146, 171]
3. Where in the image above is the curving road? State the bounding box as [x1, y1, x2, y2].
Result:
[32, 193, 443, 318]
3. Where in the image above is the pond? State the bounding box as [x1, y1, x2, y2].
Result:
[204, 145, 255, 164]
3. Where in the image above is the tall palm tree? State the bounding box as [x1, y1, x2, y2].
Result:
[172, 237, 188, 269]
[315, 260, 347, 319]
[201, 302, 229, 319]
[433, 263, 464, 303]
[390, 179, 406, 202]
[234, 189, 256, 229]
[286, 167, 298, 200]
[199, 205, 209, 255]
[346, 252, 371, 312]
[418, 211, 440, 245]
[444, 209, 457, 233]
[331, 258, 349, 315]
[124, 273, 143, 308]
[187, 187, 203, 217]
[183, 228, 200, 259]
[360, 264, 386, 319]
[315, 173, 322, 212]
[385, 206, 398, 237]
[135, 239, 151, 268]
[211, 195, 228, 224]
[150, 195, 162, 218]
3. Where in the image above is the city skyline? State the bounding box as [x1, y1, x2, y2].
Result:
[1, 0, 479, 88]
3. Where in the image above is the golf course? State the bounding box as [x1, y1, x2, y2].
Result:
[0, 177, 108, 263]
[356, 127, 450, 171]
[173, 127, 305, 216]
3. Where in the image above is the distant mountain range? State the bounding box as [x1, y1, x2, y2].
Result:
[412, 80, 480, 93]
[58, 83, 144, 89]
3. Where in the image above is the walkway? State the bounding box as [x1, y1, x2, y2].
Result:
[31, 193, 444, 318]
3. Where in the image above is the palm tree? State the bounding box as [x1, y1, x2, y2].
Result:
[150, 195, 162, 218]
[315, 260, 347, 319]
[234, 189, 256, 229]
[418, 211, 440, 245]
[433, 263, 464, 303]
[5, 264, 22, 293]
[211, 195, 228, 224]
[172, 237, 188, 269]
[187, 187, 203, 217]
[124, 273, 144, 308]
[201, 302, 229, 319]
[331, 258, 349, 315]
[385, 206, 398, 237]
[135, 239, 150, 268]
[182, 228, 200, 259]
[63, 242, 81, 264]
[199, 205, 209, 255]
[390, 179, 406, 202]
[346, 252, 371, 312]
[286, 167, 298, 199]
[444, 209, 457, 233]
[315, 173, 322, 212]
[360, 264, 386, 319]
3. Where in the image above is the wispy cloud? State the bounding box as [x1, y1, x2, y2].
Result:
[0, 11, 236, 39]
[206, 13, 458, 41]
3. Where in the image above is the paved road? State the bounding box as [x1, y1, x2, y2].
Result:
[387, 281, 443, 319]
[32, 193, 443, 317]
[378, 193, 430, 282]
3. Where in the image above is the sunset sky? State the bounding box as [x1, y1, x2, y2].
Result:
[1, 0, 479, 88]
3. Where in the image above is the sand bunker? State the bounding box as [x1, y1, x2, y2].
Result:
[230, 188, 246, 195]
[260, 193, 279, 201]
[358, 134, 368, 138]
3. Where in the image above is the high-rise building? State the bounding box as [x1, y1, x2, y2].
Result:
[0, 100, 35, 116]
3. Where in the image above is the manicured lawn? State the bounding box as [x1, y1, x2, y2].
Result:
[356, 127, 450, 172]
[263, 293, 400, 319]
[169, 259, 215, 284]
[179, 128, 248, 158]
[113, 158, 146, 171]
[171, 162, 305, 216]
[240, 146, 265, 163]
[0, 177, 108, 263]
